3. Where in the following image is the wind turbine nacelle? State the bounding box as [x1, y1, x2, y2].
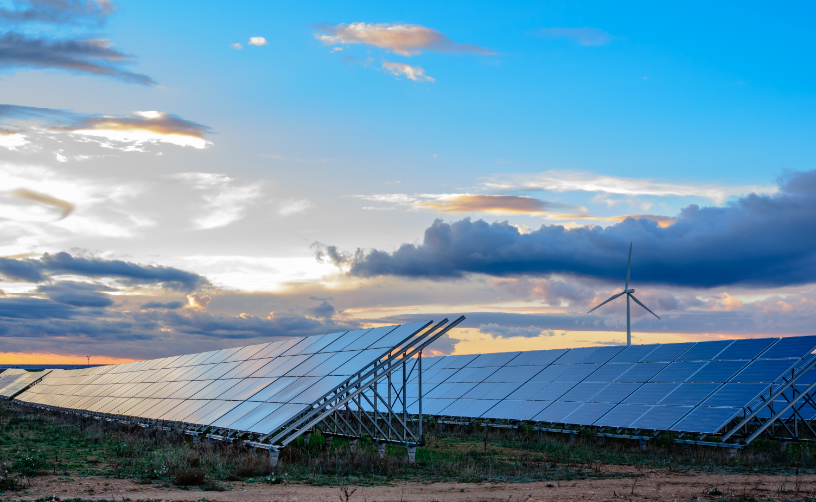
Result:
[625, 289, 635, 294]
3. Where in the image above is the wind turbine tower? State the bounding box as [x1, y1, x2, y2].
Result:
[587, 243, 660, 346]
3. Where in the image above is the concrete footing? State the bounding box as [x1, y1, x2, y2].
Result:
[729, 447, 737, 460]
[378, 442, 386, 459]
[781, 440, 787, 452]
[639, 439, 647, 451]
[269, 448, 280, 467]
[407, 445, 416, 464]
[326, 436, 333, 448]
[303, 433, 311, 445]
[349, 439, 358, 452]
[569, 434, 576, 445]
[192, 434, 200, 445]
[682, 443, 690, 455]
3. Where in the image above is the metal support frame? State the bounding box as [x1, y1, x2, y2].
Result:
[262, 316, 465, 449]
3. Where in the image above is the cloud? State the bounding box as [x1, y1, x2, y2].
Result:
[0, 31, 156, 85]
[0, 251, 209, 290]
[0, 130, 28, 150]
[382, 61, 434, 82]
[248, 36, 268, 46]
[328, 170, 816, 289]
[230, 43, 242, 50]
[0, 0, 115, 25]
[171, 172, 262, 229]
[185, 293, 211, 310]
[35, 281, 114, 307]
[5, 188, 75, 219]
[0, 104, 212, 149]
[353, 192, 588, 216]
[0, 257, 46, 282]
[306, 299, 336, 319]
[314, 22, 494, 57]
[535, 28, 611, 46]
[479, 323, 552, 338]
[279, 199, 311, 216]
[486, 170, 776, 205]
[140, 300, 184, 310]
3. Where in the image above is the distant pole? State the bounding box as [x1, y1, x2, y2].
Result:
[626, 295, 631, 346]
[86, 356, 90, 368]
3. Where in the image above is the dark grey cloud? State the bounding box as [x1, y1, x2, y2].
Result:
[0, 297, 81, 319]
[0, 0, 114, 25]
[0, 252, 208, 292]
[35, 281, 114, 308]
[0, 31, 156, 85]
[306, 300, 336, 319]
[0, 257, 46, 282]
[36, 252, 208, 291]
[338, 170, 816, 289]
[140, 300, 184, 310]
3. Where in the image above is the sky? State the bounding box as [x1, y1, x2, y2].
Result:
[1, 0, 815, 363]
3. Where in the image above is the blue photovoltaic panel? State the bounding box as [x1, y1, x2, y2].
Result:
[461, 399, 499, 418]
[506, 400, 550, 420]
[679, 340, 733, 361]
[610, 344, 659, 363]
[589, 383, 641, 403]
[586, 364, 633, 382]
[732, 359, 796, 383]
[701, 383, 768, 408]
[532, 382, 576, 401]
[556, 364, 601, 382]
[510, 349, 568, 366]
[641, 343, 694, 362]
[617, 363, 667, 382]
[687, 360, 748, 382]
[555, 348, 596, 364]
[761, 336, 816, 360]
[715, 338, 776, 361]
[565, 403, 614, 426]
[534, 401, 582, 423]
[594, 404, 651, 428]
[649, 362, 707, 382]
[560, 382, 608, 402]
[631, 405, 691, 430]
[671, 407, 741, 433]
[623, 383, 679, 405]
[658, 383, 719, 406]
[581, 346, 626, 364]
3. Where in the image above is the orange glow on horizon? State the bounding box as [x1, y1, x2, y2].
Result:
[0, 352, 138, 366]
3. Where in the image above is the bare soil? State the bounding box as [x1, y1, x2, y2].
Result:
[14, 468, 816, 501]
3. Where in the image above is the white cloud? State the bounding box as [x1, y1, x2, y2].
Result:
[382, 61, 435, 82]
[230, 43, 243, 50]
[248, 37, 268, 46]
[279, 199, 311, 216]
[0, 133, 29, 151]
[171, 172, 263, 230]
[314, 22, 493, 57]
[487, 170, 777, 204]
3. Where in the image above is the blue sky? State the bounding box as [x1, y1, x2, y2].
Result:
[1, 0, 815, 362]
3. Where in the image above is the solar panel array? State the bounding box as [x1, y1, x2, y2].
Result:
[0, 369, 54, 399]
[393, 336, 816, 434]
[15, 322, 428, 436]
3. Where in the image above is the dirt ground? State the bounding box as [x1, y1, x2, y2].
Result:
[12, 468, 816, 501]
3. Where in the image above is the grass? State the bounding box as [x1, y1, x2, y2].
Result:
[1, 400, 815, 493]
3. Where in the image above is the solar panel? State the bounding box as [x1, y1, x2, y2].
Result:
[671, 406, 740, 433]
[715, 338, 775, 360]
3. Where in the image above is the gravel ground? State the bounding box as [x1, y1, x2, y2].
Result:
[11, 468, 816, 501]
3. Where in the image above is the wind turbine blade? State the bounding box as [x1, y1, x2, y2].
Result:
[587, 291, 626, 314]
[629, 293, 661, 320]
[625, 242, 632, 290]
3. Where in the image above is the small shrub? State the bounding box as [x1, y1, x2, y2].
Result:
[173, 467, 206, 486]
[0, 475, 20, 491]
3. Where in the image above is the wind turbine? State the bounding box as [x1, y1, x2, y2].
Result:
[587, 243, 660, 346]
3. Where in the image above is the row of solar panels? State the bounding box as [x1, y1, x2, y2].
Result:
[0, 369, 54, 399]
[375, 336, 816, 434]
[14, 322, 429, 435]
